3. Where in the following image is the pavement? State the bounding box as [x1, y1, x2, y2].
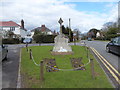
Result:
[2, 45, 20, 88]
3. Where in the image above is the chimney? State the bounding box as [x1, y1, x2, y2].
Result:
[41, 25, 45, 31]
[41, 25, 45, 27]
[21, 19, 24, 29]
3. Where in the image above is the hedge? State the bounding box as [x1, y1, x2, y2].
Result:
[2, 38, 20, 44]
[95, 34, 120, 40]
[42, 35, 57, 43]
[105, 34, 120, 40]
[33, 35, 57, 43]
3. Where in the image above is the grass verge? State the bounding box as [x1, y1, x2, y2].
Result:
[21, 45, 113, 88]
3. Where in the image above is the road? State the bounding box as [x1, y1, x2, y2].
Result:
[82, 40, 118, 71]
[80, 40, 119, 88]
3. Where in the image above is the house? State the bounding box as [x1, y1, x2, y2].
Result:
[96, 31, 104, 38]
[31, 25, 53, 36]
[0, 19, 27, 39]
[87, 29, 100, 39]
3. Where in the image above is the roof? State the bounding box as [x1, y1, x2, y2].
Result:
[31, 25, 52, 32]
[0, 21, 20, 27]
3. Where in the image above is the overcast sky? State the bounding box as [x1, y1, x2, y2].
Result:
[0, 0, 119, 33]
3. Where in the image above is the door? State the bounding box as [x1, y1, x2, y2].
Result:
[116, 37, 120, 55]
[112, 37, 119, 54]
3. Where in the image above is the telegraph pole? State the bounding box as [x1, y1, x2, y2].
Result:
[69, 18, 71, 36]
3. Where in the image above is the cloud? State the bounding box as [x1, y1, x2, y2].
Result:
[57, 0, 119, 2]
[0, 0, 118, 33]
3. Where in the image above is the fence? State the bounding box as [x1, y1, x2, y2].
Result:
[25, 42, 95, 84]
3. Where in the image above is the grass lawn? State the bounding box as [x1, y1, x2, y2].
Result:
[21, 45, 113, 88]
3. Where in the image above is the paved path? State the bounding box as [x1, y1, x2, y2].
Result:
[2, 45, 20, 88]
[0, 63, 2, 89]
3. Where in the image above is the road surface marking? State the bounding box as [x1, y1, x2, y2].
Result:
[90, 47, 120, 84]
[92, 48, 120, 76]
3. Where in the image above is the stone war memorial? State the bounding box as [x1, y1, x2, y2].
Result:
[52, 18, 73, 55]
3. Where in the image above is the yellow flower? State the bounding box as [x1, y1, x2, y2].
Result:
[54, 66, 57, 67]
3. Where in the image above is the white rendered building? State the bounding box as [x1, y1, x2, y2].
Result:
[0, 20, 27, 39]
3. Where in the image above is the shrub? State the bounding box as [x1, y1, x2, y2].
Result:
[94, 37, 104, 40]
[33, 34, 44, 43]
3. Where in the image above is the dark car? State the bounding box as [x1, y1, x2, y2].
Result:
[23, 38, 32, 44]
[106, 36, 120, 55]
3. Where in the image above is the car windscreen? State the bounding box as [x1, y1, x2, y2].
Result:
[24, 38, 30, 40]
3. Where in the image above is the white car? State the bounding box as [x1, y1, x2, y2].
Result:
[0, 45, 8, 62]
[23, 38, 32, 43]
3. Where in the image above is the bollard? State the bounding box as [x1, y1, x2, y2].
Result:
[74, 39, 76, 45]
[90, 59, 95, 79]
[87, 47, 90, 59]
[86, 46, 89, 58]
[40, 60, 44, 83]
[26, 43, 28, 52]
[29, 49, 32, 59]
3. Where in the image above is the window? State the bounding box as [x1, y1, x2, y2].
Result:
[10, 27, 15, 31]
[0, 27, 3, 30]
[113, 37, 119, 44]
[118, 38, 120, 44]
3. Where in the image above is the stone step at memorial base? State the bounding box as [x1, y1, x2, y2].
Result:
[51, 51, 74, 55]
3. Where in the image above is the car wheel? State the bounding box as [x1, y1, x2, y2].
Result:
[4, 55, 7, 60]
[106, 46, 110, 53]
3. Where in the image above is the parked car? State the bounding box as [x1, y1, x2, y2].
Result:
[88, 38, 92, 41]
[0, 45, 8, 62]
[23, 38, 32, 44]
[106, 36, 120, 55]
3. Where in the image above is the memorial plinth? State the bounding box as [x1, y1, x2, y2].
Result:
[52, 34, 73, 55]
[52, 18, 73, 55]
